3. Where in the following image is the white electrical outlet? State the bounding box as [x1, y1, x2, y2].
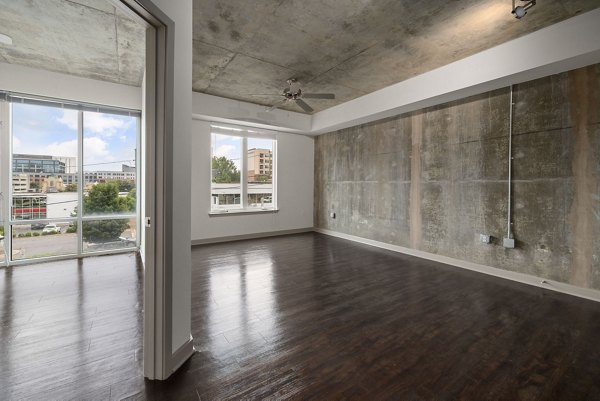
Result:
[480, 234, 491, 244]
[330, 212, 336, 219]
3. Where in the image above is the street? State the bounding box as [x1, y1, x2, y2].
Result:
[10, 232, 136, 260]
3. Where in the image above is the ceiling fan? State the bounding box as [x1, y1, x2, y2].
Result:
[250, 79, 335, 113]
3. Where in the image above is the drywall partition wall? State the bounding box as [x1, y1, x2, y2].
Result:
[151, 0, 193, 355]
[0, 63, 142, 109]
[314, 64, 600, 290]
[191, 119, 314, 242]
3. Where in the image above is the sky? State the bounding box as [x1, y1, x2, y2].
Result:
[212, 133, 273, 170]
[12, 103, 138, 172]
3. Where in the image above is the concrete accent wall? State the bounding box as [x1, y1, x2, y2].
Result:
[315, 64, 600, 290]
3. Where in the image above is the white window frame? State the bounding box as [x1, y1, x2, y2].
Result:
[0, 92, 141, 266]
[209, 123, 278, 215]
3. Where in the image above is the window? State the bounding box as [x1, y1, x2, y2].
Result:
[0, 93, 140, 263]
[210, 124, 276, 212]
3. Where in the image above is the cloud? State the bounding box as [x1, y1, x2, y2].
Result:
[45, 139, 78, 157]
[120, 135, 127, 142]
[12, 136, 21, 150]
[214, 144, 236, 159]
[214, 144, 241, 168]
[84, 113, 126, 137]
[83, 137, 113, 167]
[56, 110, 78, 130]
[56, 111, 128, 138]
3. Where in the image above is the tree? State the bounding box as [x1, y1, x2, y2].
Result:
[115, 180, 135, 192]
[212, 156, 240, 183]
[254, 174, 272, 183]
[82, 182, 132, 243]
[64, 183, 77, 192]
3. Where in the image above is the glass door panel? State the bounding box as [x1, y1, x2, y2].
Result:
[11, 222, 77, 261]
[10, 103, 79, 261]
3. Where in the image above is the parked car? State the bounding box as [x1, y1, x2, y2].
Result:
[31, 222, 45, 230]
[42, 224, 61, 234]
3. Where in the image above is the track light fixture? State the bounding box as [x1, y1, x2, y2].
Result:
[512, 0, 536, 19]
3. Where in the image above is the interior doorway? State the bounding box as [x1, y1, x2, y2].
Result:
[0, 0, 178, 380]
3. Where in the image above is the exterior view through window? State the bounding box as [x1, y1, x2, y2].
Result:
[211, 124, 276, 212]
[0, 94, 139, 264]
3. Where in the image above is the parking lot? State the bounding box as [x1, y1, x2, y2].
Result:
[3, 222, 136, 261]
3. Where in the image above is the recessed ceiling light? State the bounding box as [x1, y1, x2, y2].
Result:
[0, 33, 13, 46]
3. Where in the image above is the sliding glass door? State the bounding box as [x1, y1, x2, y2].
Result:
[10, 103, 79, 260]
[0, 93, 140, 265]
[82, 110, 138, 253]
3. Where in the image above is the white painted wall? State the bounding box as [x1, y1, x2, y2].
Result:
[151, 0, 193, 355]
[0, 63, 141, 110]
[191, 119, 314, 241]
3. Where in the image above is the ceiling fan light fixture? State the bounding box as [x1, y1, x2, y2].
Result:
[512, 0, 536, 19]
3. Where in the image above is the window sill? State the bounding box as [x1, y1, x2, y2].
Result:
[209, 208, 279, 217]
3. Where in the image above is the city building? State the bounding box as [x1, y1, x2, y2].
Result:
[53, 156, 77, 174]
[11, 193, 47, 220]
[10, 154, 136, 192]
[12, 173, 29, 193]
[246, 148, 272, 182]
[13, 154, 66, 174]
[83, 170, 136, 183]
[40, 176, 65, 193]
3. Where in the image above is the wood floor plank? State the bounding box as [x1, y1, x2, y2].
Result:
[1, 233, 600, 400]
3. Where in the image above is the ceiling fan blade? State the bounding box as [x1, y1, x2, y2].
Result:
[266, 99, 287, 112]
[302, 93, 335, 99]
[247, 94, 280, 96]
[295, 99, 314, 113]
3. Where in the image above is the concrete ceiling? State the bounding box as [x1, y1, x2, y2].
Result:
[1, 1, 598, 115]
[192, 0, 600, 113]
[0, 0, 145, 87]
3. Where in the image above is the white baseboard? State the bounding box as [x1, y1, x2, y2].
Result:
[170, 335, 194, 374]
[191, 227, 313, 246]
[315, 228, 600, 303]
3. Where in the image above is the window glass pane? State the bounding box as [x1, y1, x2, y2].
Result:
[247, 138, 274, 208]
[83, 111, 138, 217]
[11, 103, 79, 220]
[211, 133, 242, 209]
[11, 222, 77, 260]
[82, 218, 137, 252]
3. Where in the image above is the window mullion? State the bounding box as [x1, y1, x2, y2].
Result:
[77, 111, 83, 256]
[241, 137, 247, 209]
[0, 100, 9, 266]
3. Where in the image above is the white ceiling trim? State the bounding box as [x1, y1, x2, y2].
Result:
[0, 62, 142, 110]
[192, 92, 311, 134]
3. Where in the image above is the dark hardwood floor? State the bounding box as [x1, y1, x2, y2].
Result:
[1, 232, 600, 400]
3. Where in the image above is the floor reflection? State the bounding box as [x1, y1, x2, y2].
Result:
[0, 253, 143, 400]
[203, 247, 278, 364]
